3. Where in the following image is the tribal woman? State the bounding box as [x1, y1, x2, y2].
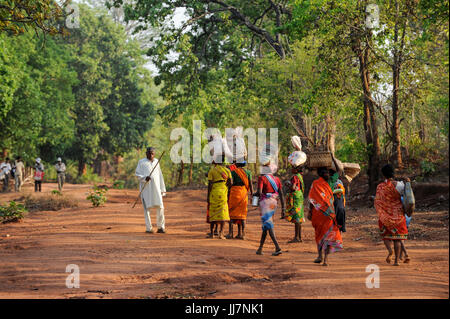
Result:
[329, 169, 347, 232]
[227, 161, 253, 239]
[284, 165, 305, 243]
[255, 163, 285, 256]
[206, 155, 232, 239]
[375, 164, 409, 266]
[308, 167, 343, 266]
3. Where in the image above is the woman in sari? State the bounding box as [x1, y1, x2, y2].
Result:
[329, 169, 346, 232]
[307, 167, 343, 266]
[207, 155, 232, 239]
[375, 164, 409, 266]
[227, 161, 253, 239]
[255, 163, 285, 256]
[284, 165, 305, 243]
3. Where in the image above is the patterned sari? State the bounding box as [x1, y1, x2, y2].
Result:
[375, 180, 408, 240]
[285, 173, 305, 224]
[208, 164, 232, 222]
[229, 168, 250, 224]
[308, 177, 343, 253]
[259, 174, 279, 231]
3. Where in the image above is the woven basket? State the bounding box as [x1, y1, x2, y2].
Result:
[307, 151, 333, 168]
[342, 162, 361, 182]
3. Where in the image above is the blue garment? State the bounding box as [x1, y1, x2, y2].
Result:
[401, 196, 412, 228]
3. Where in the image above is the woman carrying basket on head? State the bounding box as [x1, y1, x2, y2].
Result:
[284, 136, 307, 243]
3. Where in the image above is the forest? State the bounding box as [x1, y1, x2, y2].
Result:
[0, 0, 448, 192]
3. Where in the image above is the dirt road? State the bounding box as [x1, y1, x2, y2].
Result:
[0, 183, 448, 299]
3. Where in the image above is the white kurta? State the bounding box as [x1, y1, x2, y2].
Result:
[135, 158, 166, 208]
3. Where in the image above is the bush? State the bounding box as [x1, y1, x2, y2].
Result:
[87, 186, 108, 207]
[51, 190, 62, 196]
[420, 160, 436, 176]
[24, 194, 78, 212]
[112, 180, 125, 189]
[0, 201, 27, 223]
[73, 166, 104, 184]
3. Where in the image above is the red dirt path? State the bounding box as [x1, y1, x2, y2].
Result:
[0, 183, 448, 299]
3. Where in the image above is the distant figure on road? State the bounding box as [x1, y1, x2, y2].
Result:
[14, 156, 25, 192]
[55, 157, 66, 191]
[135, 147, 167, 234]
[34, 158, 45, 192]
[0, 158, 11, 192]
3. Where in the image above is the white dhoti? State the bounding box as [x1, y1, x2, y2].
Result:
[142, 199, 165, 231]
[135, 158, 167, 231]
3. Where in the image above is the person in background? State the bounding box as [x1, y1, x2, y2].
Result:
[34, 158, 45, 192]
[308, 167, 343, 266]
[135, 147, 167, 234]
[55, 157, 66, 191]
[255, 162, 285, 256]
[206, 153, 232, 239]
[374, 164, 409, 266]
[227, 160, 253, 240]
[14, 156, 25, 192]
[329, 168, 347, 233]
[284, 165, 306, 243]
[0, 158, 11, 192]
[0, 159, 6, 190]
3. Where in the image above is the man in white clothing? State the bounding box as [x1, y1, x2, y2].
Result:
[135, 147, 167, 233]
[55, 157, 66, 191]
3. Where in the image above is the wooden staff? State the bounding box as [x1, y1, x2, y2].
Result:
[132, 150, 166, 208]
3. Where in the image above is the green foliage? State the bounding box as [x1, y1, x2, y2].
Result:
[112, 180, 125, 189]
[73, 166, 103, 184]
[86, 186, 108, 207]
[51, 190, 62, 196]
[0, 201, 27, 223]
[420, 160, 436, 176]
[0, 0, 68, 35]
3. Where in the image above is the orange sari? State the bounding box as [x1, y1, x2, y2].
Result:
[375, 180, 408, 240]
[228, 168, 249, 223]
[308, 177, 343, 253]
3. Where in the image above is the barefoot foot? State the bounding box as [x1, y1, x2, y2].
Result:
[386, 253, 393, 264]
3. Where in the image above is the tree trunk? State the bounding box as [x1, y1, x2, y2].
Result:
[177, 160, 184, 186]
[77, 160, 86, 177]
[356, 42, 381, 194]
[326, 115, 336, 154]
[419, 122, 426, 143]
[189, 161, 193, 185]
[391, 64, 403, 168]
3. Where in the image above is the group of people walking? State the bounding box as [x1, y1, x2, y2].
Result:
[0, 156, 67, 192]
[134, 136, 412, 267]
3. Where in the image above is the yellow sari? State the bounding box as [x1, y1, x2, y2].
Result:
[208, 164, 232, 222]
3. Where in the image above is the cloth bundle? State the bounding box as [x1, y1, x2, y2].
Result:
[225, 126, 247, 163]
[259, 141, 278, 174]
[288, 135, 307, 167]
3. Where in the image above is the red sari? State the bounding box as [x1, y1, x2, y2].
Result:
[308, 177, 343, 253]
[375, 180, 408, 240]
